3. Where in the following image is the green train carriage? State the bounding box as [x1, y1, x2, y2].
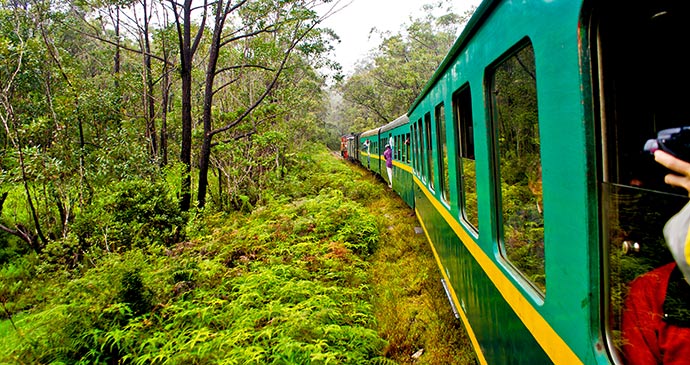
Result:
[354, 0, 690, 364]
[379, 115, 414, 207]
[357, 116, 415, 207]
[359, 128, 378, 173]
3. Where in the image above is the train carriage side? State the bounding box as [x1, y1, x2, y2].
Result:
[380, 115, 414, 207]
[345, 133, 359, 162]
[410, 0, 690, 364]
[359, 128, 379, 174]
[406, 0, 608, 364]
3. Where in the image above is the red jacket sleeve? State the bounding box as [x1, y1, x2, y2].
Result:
[621, 263, 675, 365]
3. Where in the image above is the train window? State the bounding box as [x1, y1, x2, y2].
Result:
[436, 103, 450, 204]
[411, 126, 416, 173]
[594, 2, 690, 362]
[489, 42, 545, 292]
[405, 133, 411, 163]
[399, 135, 405, 163]
[413, 125, 420, 175]
[425, 112, 435, 190]
[394, 135, 398, 160]
[417, 118, 425, 180]
[453, 86, 479, 232]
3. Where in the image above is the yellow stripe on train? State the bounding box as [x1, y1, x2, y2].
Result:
[413, 175, 583, 365]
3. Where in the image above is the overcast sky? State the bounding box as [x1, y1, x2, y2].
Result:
[318, 0, 482, 76]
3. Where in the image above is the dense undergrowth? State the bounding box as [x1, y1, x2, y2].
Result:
[0, 144, 474, 364]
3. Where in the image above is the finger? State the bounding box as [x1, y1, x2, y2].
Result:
[654, 150, 690, 176]
[664, 173, 690, 196]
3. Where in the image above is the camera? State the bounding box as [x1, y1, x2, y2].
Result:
[644, 126, 690, 162]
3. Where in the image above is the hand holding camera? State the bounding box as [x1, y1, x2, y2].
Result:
[644, 127, 690, 162]
[654, 150, 690, 196]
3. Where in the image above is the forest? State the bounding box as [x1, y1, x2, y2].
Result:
[0, 0, 476, 363]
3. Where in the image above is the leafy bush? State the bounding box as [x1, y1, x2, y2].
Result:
[0, 157, 391, 363]
[71, 178, 186, 254]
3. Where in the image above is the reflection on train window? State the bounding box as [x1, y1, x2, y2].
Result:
[595, 2, 690, 362]
[436, 103, 450, 204]
[490, 42, 545, 292]
[425, 112, 435, 190]
[453, 86, 478, 232]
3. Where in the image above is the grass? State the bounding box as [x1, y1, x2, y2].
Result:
[333, 154, 477, 365]
[0, 144, 477, 364]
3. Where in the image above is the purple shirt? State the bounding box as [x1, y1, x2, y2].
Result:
[384, 147, 393, 168]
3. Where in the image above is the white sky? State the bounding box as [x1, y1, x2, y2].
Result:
[319, 0, 482, 76]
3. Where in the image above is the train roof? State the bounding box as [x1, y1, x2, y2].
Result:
[380, 114, 410, 133]
[407, 0, 494, 114]
[360, 127, 378, 138]
[359, 114, 410, 138]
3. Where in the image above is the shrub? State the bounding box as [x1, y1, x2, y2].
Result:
[72, 179, 186, 254]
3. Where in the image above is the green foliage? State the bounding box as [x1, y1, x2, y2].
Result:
[70, 178, 185, 255]
[0, 147, 396, 364]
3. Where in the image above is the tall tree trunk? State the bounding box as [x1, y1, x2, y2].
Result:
[160, 71, 170, 166]
[143, 0, 157, 159]
[114, 7, 120, 82]
[173, 0, 203, 211]
[180, 53, 192, 211]
[196, 0, 228, 209]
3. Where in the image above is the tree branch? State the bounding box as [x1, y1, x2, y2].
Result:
[210, 18, 322, 138]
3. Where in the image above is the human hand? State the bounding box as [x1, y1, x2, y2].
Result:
[654, 150, 690, 196]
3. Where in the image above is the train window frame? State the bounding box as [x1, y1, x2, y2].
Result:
[488, 40, 546, 294]
[436, 102, 450, 205]
[425, 112, 435, 191]
[404, 133, 412, 165]
[411, 126, 416, 174]
[591, 3, 690, 362]
[453, 84, 479, 234]
[417, 118, 426, 182]
[399, 135, 405, 163]
[413, 124, 420, 175]
[394, 135, 399, 160]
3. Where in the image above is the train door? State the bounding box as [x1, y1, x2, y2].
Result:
[592, 2, 690, 364]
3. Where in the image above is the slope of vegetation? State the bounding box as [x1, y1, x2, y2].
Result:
[0, 145, 475, 364]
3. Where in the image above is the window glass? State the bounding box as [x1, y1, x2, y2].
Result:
[411, 127, 416, 172]
[595, 3, 690, 360]
[417, 119, 425, 179]
[406, 133, 411, 163]
[436, 103, 450, 204]
[490, 43, 545, 292]
[414, 125, 420, 173]
[453, 86, 479, 231]
[425, 112, 435, 189]
[400, 136, 407, 162]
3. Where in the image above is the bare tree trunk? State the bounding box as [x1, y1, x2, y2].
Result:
[160, 72, 170, 166]
[114, 7, 120, 82]
[142, 0, 158, 159]
[171, 0, 206, 211]
[196, 0, 228, 209]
